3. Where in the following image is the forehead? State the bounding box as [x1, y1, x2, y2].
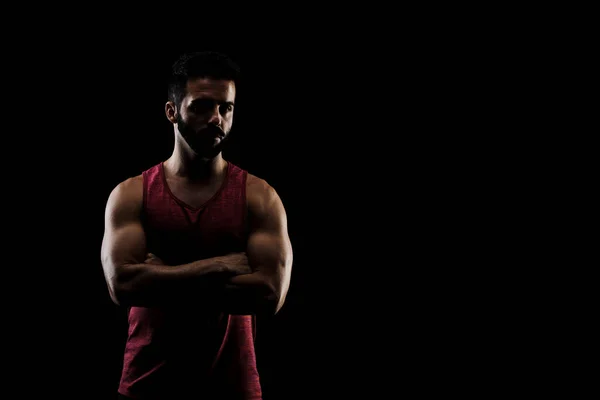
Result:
[184, 77, 236, 102]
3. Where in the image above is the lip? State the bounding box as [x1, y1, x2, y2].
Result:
[205, 127, 224, 137]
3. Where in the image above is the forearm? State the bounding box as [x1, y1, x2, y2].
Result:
[113, 258, 232, 307]
[217, 272, 281, 316]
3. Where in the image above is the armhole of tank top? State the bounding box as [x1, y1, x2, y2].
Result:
[141, 170, 148, 226]
[242, 169, 249, 237]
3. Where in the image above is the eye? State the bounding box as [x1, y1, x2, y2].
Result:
[220, 104, 234, 114]
[190, 99, 212, 113]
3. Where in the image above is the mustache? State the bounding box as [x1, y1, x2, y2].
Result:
[202, 124, 225, 137]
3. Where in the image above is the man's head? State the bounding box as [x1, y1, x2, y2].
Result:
[166, 51, 241, 158]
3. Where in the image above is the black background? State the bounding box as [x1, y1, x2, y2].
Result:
[24, 47, 435, 398]
[35, 48, 408, 398]
[80, 49, 339, 398]
[6, 35, 546, 398]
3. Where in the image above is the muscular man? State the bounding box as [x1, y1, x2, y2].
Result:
[101, 51, 293, 399]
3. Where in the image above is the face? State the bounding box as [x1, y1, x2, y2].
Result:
[171, 77, 236, 158]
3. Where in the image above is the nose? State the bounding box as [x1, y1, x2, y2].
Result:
[207, 105, 222, 127]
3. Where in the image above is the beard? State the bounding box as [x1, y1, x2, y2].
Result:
[176, 114, 229, 159]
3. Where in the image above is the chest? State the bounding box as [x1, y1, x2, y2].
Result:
[166, 179, 222, 209]
[144, 182, 247, 263]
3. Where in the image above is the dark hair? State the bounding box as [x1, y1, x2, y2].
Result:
[168, 51, 241, 111]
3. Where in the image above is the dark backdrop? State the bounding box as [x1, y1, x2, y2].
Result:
[53, 48, 378, 399]
[83, 50, 322, 398]
[7, 42, 522, 398]
[70, 49, 450, 398]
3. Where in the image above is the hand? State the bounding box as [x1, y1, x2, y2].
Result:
[144, 253, 165, 265]
[215, 252, 252, 275]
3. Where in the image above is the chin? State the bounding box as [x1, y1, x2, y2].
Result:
[193, 144, 223, 159]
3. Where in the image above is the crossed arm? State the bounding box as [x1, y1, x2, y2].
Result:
[100, 174, 293, 315]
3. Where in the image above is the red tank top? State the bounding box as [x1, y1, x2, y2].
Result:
[118, 161, 262, 400]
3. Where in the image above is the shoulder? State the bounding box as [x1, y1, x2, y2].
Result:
[246, 173, 286, 220]
[105, 174, 144, 217]
[108, 162, 162, 201]
[246, 173, 281, 204]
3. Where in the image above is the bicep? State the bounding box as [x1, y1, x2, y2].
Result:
[247, 229, 291, 273]
[101, 180, 147, 281]
[102, 222, 147, 271]
[246, 183, 293, 290]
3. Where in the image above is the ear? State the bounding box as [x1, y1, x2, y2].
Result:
[165, 101, 178, 124]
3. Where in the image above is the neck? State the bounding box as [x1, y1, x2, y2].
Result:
[164, 146, 227, 182]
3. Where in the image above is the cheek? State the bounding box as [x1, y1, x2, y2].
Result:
[221, 116, 232, 128]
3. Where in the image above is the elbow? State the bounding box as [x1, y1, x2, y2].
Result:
[272, 298, 284, 315]
[108, 288, 120, 306]
[259, 264, 291, 315]
[273, 288, 288, 315]
[103, 260, 134, 306]
[106, 270, 136, 307]
[262, 290, 282, 316]
[248, 282, 281, 317]
[103, 268, 123, 306]
[266, 279, 289, 316]
[106, 279, 128, 306]
[271, 266, 291, 315]
[110, 284, 145, 308]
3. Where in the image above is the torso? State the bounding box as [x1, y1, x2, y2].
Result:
[118, 160, 264, 398]
[165, 177, 225, 209]
[162, 161, 229, 209]
[124, 162, 265, 224]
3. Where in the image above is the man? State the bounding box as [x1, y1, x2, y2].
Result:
[101, 51, 293, 399]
